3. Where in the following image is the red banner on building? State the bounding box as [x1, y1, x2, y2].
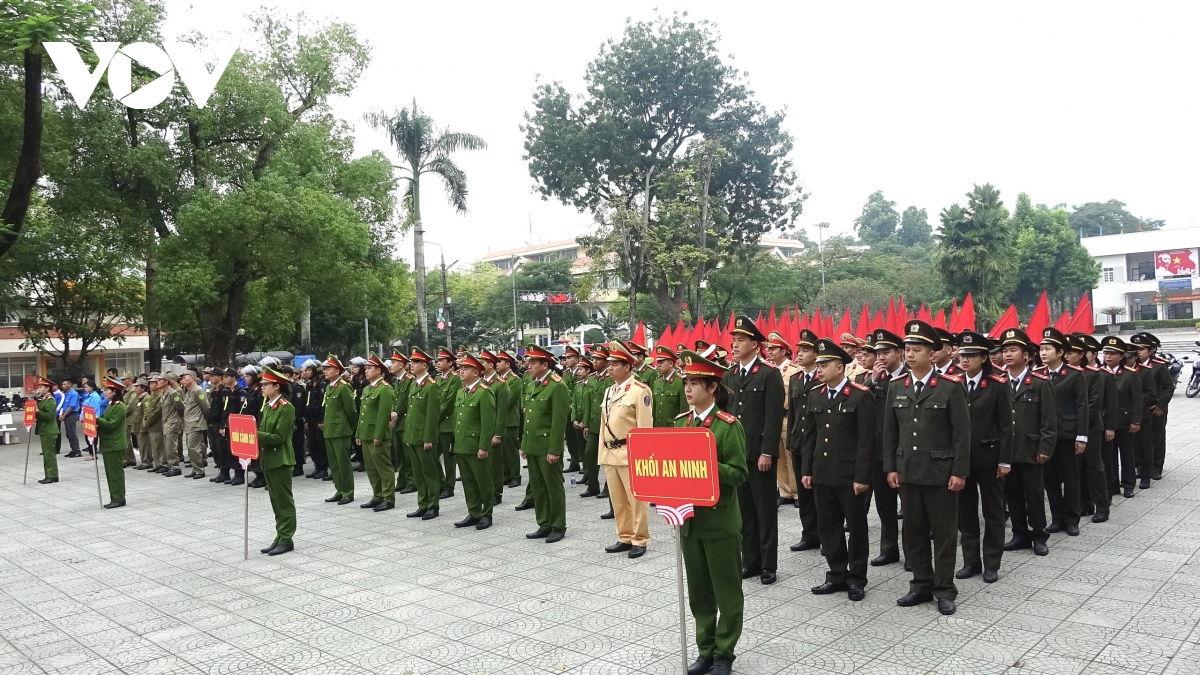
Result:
[82, 406, 97, 439]
[23, 400, 35, 430]
[1155, 249, 1198, 277]
[627, 427, 719, 524]
[227, 414, 259, 460]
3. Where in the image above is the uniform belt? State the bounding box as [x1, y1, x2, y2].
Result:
[604, 439, 627, 449]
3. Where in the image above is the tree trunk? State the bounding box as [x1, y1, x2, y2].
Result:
[0, 49, 44, 259]
[300, 294, 311, 352]
[651, 283, 686, 324]
[412, 173, 429, 350]
[199, 270, 249, 367]
[145, 248, 162, 373]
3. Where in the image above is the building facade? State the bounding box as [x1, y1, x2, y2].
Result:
[0, 325, 148, 395]
[1083, 227, 1200, 325]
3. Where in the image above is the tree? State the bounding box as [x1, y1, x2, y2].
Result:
[703, 252, 816, 319]
[819, 278, 891, 315]
[854, 191, 899, 245]
[936, 184, 1017, 315]
[0, 0, 94, 259]
[1069, 199, 1164, 237]
[1011, 193, 1100, 311]
[485, 260, 586, 348]
[524, 13, 802, 325]
[364, 100, 486, 350]
[897, 206, 932, 247]
[1100, 306, 1125, 325]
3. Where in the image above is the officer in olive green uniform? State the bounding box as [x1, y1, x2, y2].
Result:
[257, 366, 297, 555]
[356, 353, 397, 511]
[160, 373, 184, 476]
[801, 340, 876, 601]
[630, 341, 658, 387]
[34, 378, 60, 483]
[389, 351, 415, 493]
[96, 376, 129, 508]
[651, 345, 687, 428]
[122, 378, 138, 467]
[882, 320, 970, 616]
[583, 346, 611, 498]
[434, 348, 461, 497]
[571, 357, 597, 495]
[560, 346, 583, 472]
[320, 355, 357, 504]
[404, 347, 443, 518]
[497, 350, 523, 488]
[181, 370, 210, 479]
[675, 349, 747, 675]
[521, 345, 570, 543]
[132, 379, 152, 470]
[452, 353, 498, 530]
[480, 350, 509, 505]
[142, 375, 165, 471]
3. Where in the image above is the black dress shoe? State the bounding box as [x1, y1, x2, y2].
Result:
[229, 476, 245, 486]
[310, 469, 329, 479]
[248, 477, 265, 488]
[1152, 473, 1162, 480]
[37, 477, 55, 484]
[1140, 478, 1151, 489]
[779, 496, 796, 505]
[1003, 537, 1032, 551]
[102, 501, 125, 509]
[360, 500, 381, 509]
[325, 494, 342, 503]
[628, 546, 646, 559]
[322, 475, 332, 481]
[1033, 541, 1049, 556]
[811, 581, 848, 595]
[1064, 523, 1080, 536]
[476, 516, 492, 530]
[421, 509, 439, 520]
[904, 559, 912, 572]
[164, 468, 182, 477]
[600, 509, 615, 519]
[1045, 521, 1063, 534]
[455, 515, 481, 528]
[897, 592, 932, 607]
[687, 655, 714, 675]
[1092, 511, 1109, 523]
[597, 486, 609, 498]
[260, 541, 279, 554]
[579, 489, 599, 498]
[507, 477, 522, 488]
[373, 502, 394, 512]
[191, 472, 205, 479]
[406, 508, 428, 518]
[605, 541, 633, 553]
[439, 488, 454, 499]
[790, 539, 820, 552]
[292, 467, 304, 477]
[398, 485, 416, 494]
[267, 541, 293, 556]
[354, 463, 366, 472]
[545, 529, 565, 544]
[151, 467, 166, 474]
[937, 598, 956, 615]
[1123, 488, 1135, 498]
[760, 571, 777, 585]
[1081, 504, 1095, 516]
[847, 585, 865, 601]
[982, 569, 999, 583]
[337, 497, 353, 505]
[711, 657, 732, 675]
[871, 551, 899, 566]
[514, 500, 534, 511]
[741, 568, 761, 580]
[955, 566, 980, 580]
[527, 527, 552, 539]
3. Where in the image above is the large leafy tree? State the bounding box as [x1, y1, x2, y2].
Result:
[364, 101, 486, 350]
[897, 206, 932, 247]
[484, 260, 586, 348]
[524, 13, 802, 325]
[854, 190, 899, 245]
[1012, 193, 1100, 310]
[936, 184, 1017, 315]
[1069, 199, 1164, 237]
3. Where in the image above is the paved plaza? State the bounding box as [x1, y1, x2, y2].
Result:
[3, 401, 1200, 675]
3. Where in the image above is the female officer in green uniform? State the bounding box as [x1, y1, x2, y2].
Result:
[34, 377, 60, 484]
[674, 349, 748, 675]
[258, 366, 297, 556]
[96, 376, 129, 508]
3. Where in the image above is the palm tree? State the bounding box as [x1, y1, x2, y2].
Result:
[364, 99, 486, 348]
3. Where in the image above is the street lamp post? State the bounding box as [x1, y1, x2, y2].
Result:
[425, 241, 454, 350]
[815, 222, 829, 309]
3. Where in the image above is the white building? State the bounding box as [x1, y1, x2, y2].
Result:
[0, 323, 149, 395]
[1082, 227, 1200, 325]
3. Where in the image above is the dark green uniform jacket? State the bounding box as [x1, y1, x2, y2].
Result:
[522, 374, 569, 456]
[882, 371, 971, 484]
[786, 368, 823, 453]
[1038, 363, 1089, 441]
[96, 401, 128, 453]
[1108, 365, 1143, 428]
[964, 373, 1013, 469]
[454, 382, 496, 454]
[356, 378, 396, 445]
[675, 407, 748, 538]
[800, 381, 876, 486]
[392, 375, 412, 431]
[651, 372, 687, 428]
[437, 372, 462, 433]
[501, 372, 522, 428]
[571, 376, 592, 429]
[1009, 370, 1058, 462]
[403, 374, 441, 446]
[322, 379, 356, 438]
[258, 396, 296, 469]
[36, 397, 59, 437]
[486, 374, 509, 440]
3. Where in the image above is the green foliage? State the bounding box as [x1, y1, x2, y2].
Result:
[703, 252, 816, 319]
[583, 327, 606, 345]
[1070, 199, 1163, 237]
[935, 184, 1016, 316]
[1011, 193, 1100, 309]
[1099, 306, 1126, 324]
[897, 206, 932, 247]
[1115, 319, 1196, 331]
[0, 0, 94, 53]
[853, 191, 898, 245]
[483, 261, 586, 348]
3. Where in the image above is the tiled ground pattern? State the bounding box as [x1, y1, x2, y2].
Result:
[3, 398, 1200, 675]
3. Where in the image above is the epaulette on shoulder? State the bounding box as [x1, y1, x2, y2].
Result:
[1129, 364, 1140, 371]
[716, 410, 737, 424]
[1153, 356, 1168, 363]
[1032, 371, 1050, 380]
[939, 373, 963, 383]
[851, 382, 870, 391]
[631, 379, 648, 389]
[1068, 364, 1084, 372]
[891, 373, 907, 381]
[1086, 365, 1102, 372]
[1033, 365, 1048, 372]
[480, 383, 489, 390]
[551, 374, 562, 383]
[988, 374, 1007, 383]
[279, 398, 291, 406]
[674, 410, 691, 420]
[760, 360, 776, 368]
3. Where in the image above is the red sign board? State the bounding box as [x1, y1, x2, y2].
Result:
[23, 400, 35, 430]
[1154, 293, 1200, 303]
[1155, 249, 1198, 277]
[82, 406, 97, 439]
[228, 414, 259, 460]
[627, 427, 719, 524]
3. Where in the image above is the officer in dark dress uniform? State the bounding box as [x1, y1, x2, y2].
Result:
[800, 339, 876, 601]
[866, 328, 907, 567]
[1100, 337, 1143, 498]
[1039, 328, 1090, 537]
[722, 315, 785, 585]
[1131, 332, 1173, 486]
[999, 328, 1057, 556]
[932, 328, 961, 376]
[954, 331, 1011, 584]
[785, 328, 822, 553]
[882, 320, 970, 616]
[1070, 333, 1117, 522]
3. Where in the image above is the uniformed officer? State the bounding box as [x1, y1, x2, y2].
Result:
[1039, 328, 1089, 536]
[839, 333, 866, 381]
[629, 341, 658, 387]
[389, 351, 415, 494]
[1143, 332, 1173, 481]
[452, 352, 498, 530]
[561, 345, 584, 473]
[1131, 332, 1172, 486]
[240, 367, 266, 488]
[205, 370, 229, 481]
[121, 376, 138, 467]
[571, 356, 598, 497]
[497, 350, 523, 488]
[853, 334, 877, 383]
[283, 365, 308, 477]
[587, 346, 612, 503]
[142, 374, 165, 473]
[866, 328, 907, 566]
[480, 350, 510, 505]
[95, 376, 129, 508]
[257, 365, 297, 556]
[128, 379, 147, 470]
[34, 377, 60, 483]
[954, 331, 1012, 583]
[320, 355, 357, 504]
[180, 370, 210, 479]
[724, 315, 785, 585]
[785, 328, 822, 553]
[221, 369, 247, 485]
[801, 339, 876, 601]
[932, 328, 961, 376]
[999, 328, 1057, 557]
[301, 360, 329, 480]
[356, 353, 397, 512]
[404, 347, 443, 519]
[600, 341, 654, 557]
[766, 331, 800, 506]
[160, 372, 184, 477]
[651, 345, 688, 427]
[521, 344, 570, 543]
[1070, 333, 1117, 522]
[434, 347, 461, 498]
[675, 349, 747, 675]
[1100, 337, 1142, 499]
[883, 320, 969, 616]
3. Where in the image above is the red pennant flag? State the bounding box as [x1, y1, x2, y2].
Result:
[989, 304, 1019, 336]
[1025, 292, 1051, 342]
[917, 304, 932, 324]
[723, 311, 736, 347]
[813, 308, 824, 339]
[872, 308, 884, 333]
[958, 293, 976, 332]
[834, 309, 852, 340]
[632, 321, 646, 347]
[1052, 310, 1072, 332]
[932, 308, 947, 331]
[767, 305, 777, 335]
[1067, 295, 1095, 335]
[659, 324, 672, 349]
[897, 296, 909, 327]
[754, 311, 766, 337]
[854, 302, 871, 337]
[948, 299, 959, 332]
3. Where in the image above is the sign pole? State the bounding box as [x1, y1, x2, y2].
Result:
[22, 429, 32, 485]
[93, 437, 104, 507]
[675, 524, 688, 673]
[241, 458, 250, 560]
[22, 401, 35, 485]
[227, 414, 259, 561]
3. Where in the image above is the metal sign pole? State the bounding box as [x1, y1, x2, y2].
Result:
[93, 437, 104, 507]
[241, 457, 250, 560]
[22, 427, 32, 485]
[675, 524, 688, 673]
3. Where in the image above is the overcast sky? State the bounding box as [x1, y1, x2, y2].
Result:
[162, 1, 1200, 267]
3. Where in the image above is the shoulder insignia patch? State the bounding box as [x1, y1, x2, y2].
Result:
[1032, 371, 1050, 380]
[716, 410, 737, 423]
[891, 373, 908, 381]
[940, 373, 963, 383]
[674, 410, 691, 419]
[631, 380, 648, 389]
[480, 383, 489, 390]
[851, 382, 870, 391]
[1153, 356, 1168, 364]
[1068, 364, 1084, 372]
[988, 374, 1007, 383]
[551, 374, 562, 382]
[1086, 365, 1101, 371]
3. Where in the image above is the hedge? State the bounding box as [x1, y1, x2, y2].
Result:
[1099, 319, 1200, 331]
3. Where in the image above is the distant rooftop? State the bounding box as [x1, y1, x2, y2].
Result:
[1081, 227, 1200, 257]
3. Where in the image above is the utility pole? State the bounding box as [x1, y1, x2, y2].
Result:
[363, 318, 370, 357]
[441, 251, 452, 350]
[816, 222, 829, 310]
[511, 254, 519, 350]
[629, 165, 655, 331]
[696, 152, 713, 320]
[299, 295, 311, 352]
